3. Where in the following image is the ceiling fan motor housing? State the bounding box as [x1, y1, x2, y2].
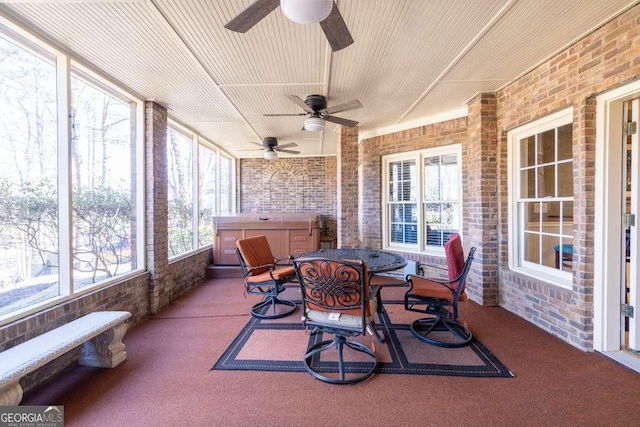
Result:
[304, 94, 327, 111]
[263, 137, 278, 148]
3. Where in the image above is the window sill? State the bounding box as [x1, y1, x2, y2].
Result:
[510, 264, 573, 290]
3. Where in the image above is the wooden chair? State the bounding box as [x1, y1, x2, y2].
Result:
[235, 235, 297, 319]
[293, 257, 379, 384]
[404, 234, 476, 347]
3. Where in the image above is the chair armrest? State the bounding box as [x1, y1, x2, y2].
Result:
[419, 262, 447, 271]
[406, 274, 455, 293]
[244, 263, 277, 274]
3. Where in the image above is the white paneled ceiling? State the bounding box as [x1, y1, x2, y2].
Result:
[0, 0, 636, 158]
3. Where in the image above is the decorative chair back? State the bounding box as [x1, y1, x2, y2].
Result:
[294, 258, 370, 331]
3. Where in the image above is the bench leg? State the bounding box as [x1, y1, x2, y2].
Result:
[79, 323, 128, 368]
[0, 380, 23, 406]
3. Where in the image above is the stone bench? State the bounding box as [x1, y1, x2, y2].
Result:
[0, 311, 131, 406]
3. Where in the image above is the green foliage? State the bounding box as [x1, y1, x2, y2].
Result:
[0, 178, 133, 282]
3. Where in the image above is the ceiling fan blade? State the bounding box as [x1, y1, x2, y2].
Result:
[248, 141, 265, 148]
[263, 113, 307, 117]
[275, 149, 301, 155]
[323, 115, 358, 127]
[323, 99, 362, 115]
[286, 95, 313, 113]
[276, 142, 298, 149]
[319, 2, 354, 52]
[225, 0, 280, 33]
[237, 148, 265, 151]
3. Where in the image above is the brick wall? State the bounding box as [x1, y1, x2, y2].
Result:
[337, 127, 360, 248]
[466, 93, 499, 305]
[145, 102, 170, 313]
[495, 5, 640, 349]
[360, 117, 469, 269]
[239, 157, 337, 239]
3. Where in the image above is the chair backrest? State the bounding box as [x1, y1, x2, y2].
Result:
[294, 257, 370, 321]
[445, 234, 475, 295]
[236, 235, 275, 277]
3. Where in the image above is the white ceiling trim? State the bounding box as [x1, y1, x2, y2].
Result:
[358, 106, 468, 142]
[147, 0, 262, 141]
[396, 0, 518, 124]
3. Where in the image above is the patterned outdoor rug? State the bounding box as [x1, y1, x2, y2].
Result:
[213, 290, 513, 378]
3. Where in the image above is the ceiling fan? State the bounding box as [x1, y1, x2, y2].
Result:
[239, 137, 300, 160]
[225, 0, 353, 52]
[264, 94, 362, 131]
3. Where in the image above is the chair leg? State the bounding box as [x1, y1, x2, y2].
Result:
[410, 312, 473, 348]
[251, 296, 296, 319]
[303, 335, 377, 385]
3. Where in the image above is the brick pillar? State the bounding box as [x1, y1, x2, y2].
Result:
[466, 93, 499, 305]
[145, 101, 169, 314]
[336, 126, 359, 248]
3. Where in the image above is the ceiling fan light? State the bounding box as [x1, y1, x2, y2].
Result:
[263, 149, 278, 160]
[281, 0, 333, 24]
[304, 116, 326, 132]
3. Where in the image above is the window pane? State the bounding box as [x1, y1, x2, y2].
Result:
[520, 168, 536, 198]
[70, 75, 138, 289]
[440, 154, 459, 200]
[538, 164, 556, 198]
[523, 202, 540, 232]
[557, 162, 572, 197]
[557, 124, 572, 161]
[167, 128, 194, 257]
[198, 145, 216, 247]
[524, 232, 540, 264]
[404, 204, 417, 223]
[539, 129, 556, 164]
[542, 234, 560, 269]
[0, 35, 59, 316]
[520, 135, 536, 168]
[389, 203, 417, 244]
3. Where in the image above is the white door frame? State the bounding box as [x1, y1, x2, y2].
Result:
[595, 80, 640, 371]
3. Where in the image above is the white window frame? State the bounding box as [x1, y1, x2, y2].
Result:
[382, 144, 463, 256]
[507, 107, 573, 288]
[166, 121, 236, 260]
[0, 20, 146, 326]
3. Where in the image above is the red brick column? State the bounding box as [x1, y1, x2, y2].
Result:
[145, 101, 169, 314]
[336, 126, 359, 248]
[466, 93, 499, 305]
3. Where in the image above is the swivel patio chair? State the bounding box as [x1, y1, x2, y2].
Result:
[235, 235, 297, 319]
[293, 257, 379, 384]
[404, 234, 476, 347]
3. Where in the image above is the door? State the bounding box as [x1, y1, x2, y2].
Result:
[623, 98, 639, 352]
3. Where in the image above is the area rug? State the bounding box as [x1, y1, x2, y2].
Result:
[213, 292, 513, 378]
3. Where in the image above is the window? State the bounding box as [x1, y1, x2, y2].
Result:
[0, 25, 145, 323]
[508, 108, 573, 286]
[383, 145, 462, 255]
[167, 125, 235, 259]
[0, 32, 58, 317]
[167, 126, 195, 258]
[70, 71, 139, 290]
